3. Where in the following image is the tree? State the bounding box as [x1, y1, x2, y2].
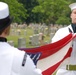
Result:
[18, 0, 40, 24]
[33, 0, 71, 25]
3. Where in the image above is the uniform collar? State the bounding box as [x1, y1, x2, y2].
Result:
[71, 23, 76, 33]
[0, 37, 7, 42]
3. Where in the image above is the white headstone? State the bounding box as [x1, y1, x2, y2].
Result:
[18, 37, 26, 48]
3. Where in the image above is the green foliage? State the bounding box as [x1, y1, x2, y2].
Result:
[0, 0, 76, 25]
[56, 17, 70, 25]
[33, 0, 71, 25]
[18, 0, 40, 24]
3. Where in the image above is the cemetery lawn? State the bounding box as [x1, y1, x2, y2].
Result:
[7, 27, 50, 48]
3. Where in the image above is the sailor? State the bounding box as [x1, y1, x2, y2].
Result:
[0, 2, 42, 75]
[51, 3, 76, 75]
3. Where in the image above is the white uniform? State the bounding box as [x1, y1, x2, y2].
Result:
[52, 25, 76, 75]
[0, 41, 42, 75]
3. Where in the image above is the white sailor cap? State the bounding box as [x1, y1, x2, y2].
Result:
[69, 3, 76, 11]
[0, 2, 9, 19]
[0, 2, 13, 31]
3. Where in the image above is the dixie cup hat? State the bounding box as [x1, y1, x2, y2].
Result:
[69, 3, 76, 11]
[0, 2, 13, 31]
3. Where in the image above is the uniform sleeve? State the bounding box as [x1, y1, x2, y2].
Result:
[11, 49, 42, 75]
[20, 54, 42, 75]
[51, 28, 69, 43]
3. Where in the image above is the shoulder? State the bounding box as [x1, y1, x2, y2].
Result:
[57, 25, 70, 33]
[55, 25, 71, 35]
[51, 25, 70, 42]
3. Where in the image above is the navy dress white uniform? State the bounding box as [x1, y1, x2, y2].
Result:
[0, 2, 42, 75]
[51, 3, 76, 75]
[0, 38, 42, 75]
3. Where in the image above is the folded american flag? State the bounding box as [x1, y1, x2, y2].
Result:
[20, 33, 76, 75]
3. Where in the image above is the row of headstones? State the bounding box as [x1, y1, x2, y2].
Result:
[11, 23, 27, 29]
[9, 24, 58, 47]
[8, 35, 41, 48]
[11, 23, 67, 37]
[10, 28, 48, 36]
[8, 24, 67, 48]
[10, 26, 56, 36]
[8, 33, 51, 48]
[30, 24, 65, 35]
[10, 29, 27, 36]
[11, 23, 67, 31]
[29, 32, 55, 46]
